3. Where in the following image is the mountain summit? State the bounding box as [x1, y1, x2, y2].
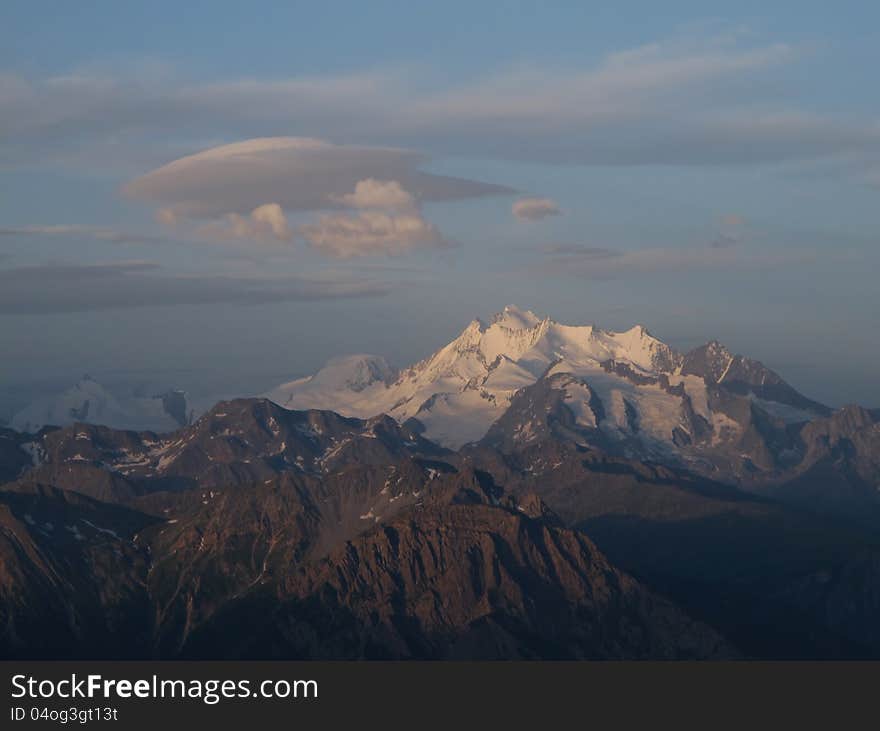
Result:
[11, 377, 192, 434]
[266, 306, 827, 476]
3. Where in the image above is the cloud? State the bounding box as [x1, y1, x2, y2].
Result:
[0, 261, 391, 314]
[300, 211, 446, 258]
[0, 224, 174, 246]
[124, 137, 512, 221]
[2, 179, 450, 258]
[300, 178, 450, 258]
[337, 178, 414, 211]
[536, 241, 809, 279]
[542, 244, 620, 258]
[4, 31, 880, 178]
[124, 139, 506, 255]
[512, 197, 562, 221]
[408, 37, 794, 128]
[194, 203, 294, 243]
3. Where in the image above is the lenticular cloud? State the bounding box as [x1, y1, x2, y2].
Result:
[124, 137, 512, 221]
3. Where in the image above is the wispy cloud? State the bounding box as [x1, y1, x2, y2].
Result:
[0, 261, 392, 314]
[541, 244, 621, 258]
[0, 225, 174, 246]
[4, 31, 880, 178]
[535, 241, 813, 279]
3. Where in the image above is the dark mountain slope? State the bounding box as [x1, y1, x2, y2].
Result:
[464, 439, 880, 657]
[0, 483, 159, 659]
[0, 427, 34, 485]
[749, 405, 880, 524]
[0, 461, 731, 659]
[4, 391, 880, 660]
[179, 497, 733, 660]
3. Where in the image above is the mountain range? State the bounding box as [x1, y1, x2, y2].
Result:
[1, 306, 879, 659]
[268, 305, 879, 522]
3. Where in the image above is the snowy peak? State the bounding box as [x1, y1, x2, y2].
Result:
[474, 308, 680, 375]
[11, 378, 191, 433]
[308, 354, 396, 392]
[268, 305, 692, 449]
[267, 305, 827, 450]
[12, 377, 124, 433]
[478, 312, 551, 368]
[588, 323, 682, 374]
[491, 304, 543, 330]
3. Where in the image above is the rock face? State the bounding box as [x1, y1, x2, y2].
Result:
[680, 341, 830, 415]
[182, 502, 731, 660]
[4, 394, 880, 659]
[17, 398, 448, 502]
[462, 437, 878, 658]
[0, 461, 732, 660]
[0, 484, 157, 659]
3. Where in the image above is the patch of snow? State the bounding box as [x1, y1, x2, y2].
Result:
[81, 519, 121, 540]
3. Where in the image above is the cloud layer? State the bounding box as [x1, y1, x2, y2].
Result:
[0, 225, 174, 246]
[4, 32, 880, 178]
[535, 241, 811, 279]
[0, 261, 391, 314]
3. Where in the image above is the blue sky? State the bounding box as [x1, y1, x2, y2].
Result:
[1, 1, 878, 415]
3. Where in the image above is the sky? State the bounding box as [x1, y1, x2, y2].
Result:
[1, 1, 879, 417]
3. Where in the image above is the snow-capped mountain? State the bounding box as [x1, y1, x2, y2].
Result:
[3, 313, 877, 661]
[267, 305, 829, 470]
[11, 376, 191, 433]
